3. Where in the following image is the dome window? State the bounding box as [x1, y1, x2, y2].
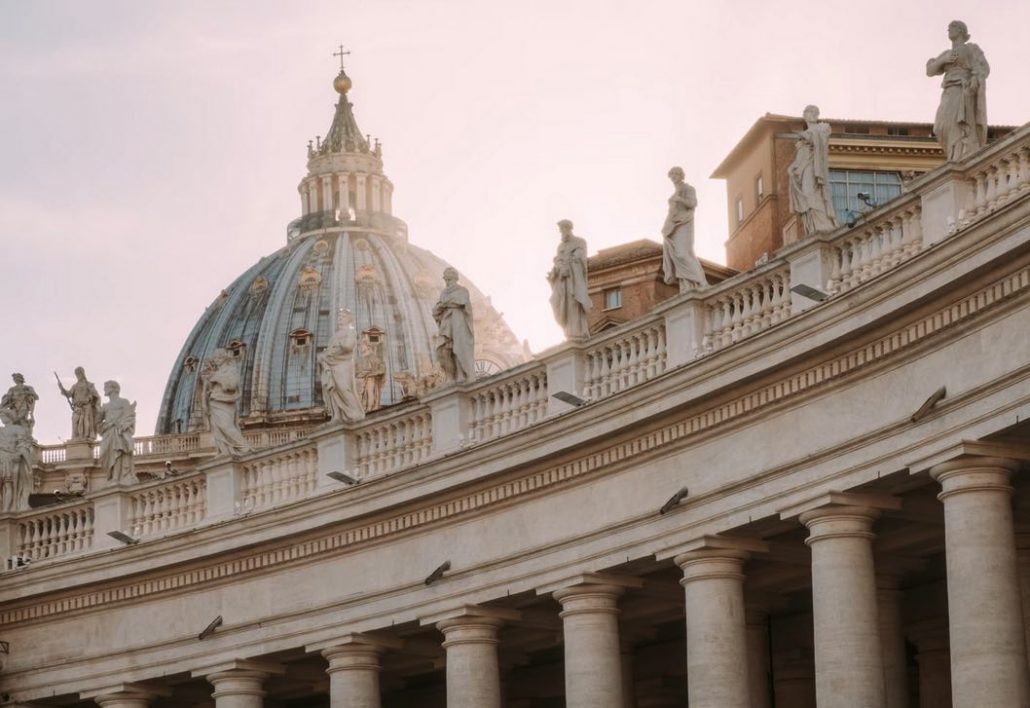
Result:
[290, 328, 313, 349]
[183, 355, 198, 373]
[227, 340, 247, 358]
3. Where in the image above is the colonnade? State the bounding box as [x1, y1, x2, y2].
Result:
[80, 454, 1030, 707]
[299, 172, 393, 218]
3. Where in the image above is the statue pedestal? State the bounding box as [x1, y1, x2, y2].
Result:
[65, 440, 95, 462]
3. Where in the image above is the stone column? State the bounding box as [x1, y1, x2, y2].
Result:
[910, 619, 952, 708]
[314, 634, 402, 708]
[193, 660, 283, 708]
[620, 639, 636, 708]
[1016, 531, 1030, 670]
[433, 607, 519, 708]
[356, 174, 367, 211]
[338, 173, 350, 216]
[931, 457, 1030, 708]
[86, 684, 168, 708]
[321, 175, 333, 215]
[785, 493, 899, 708]
[674, 542, 758, 708]
[745, 606, 771, 708]
[549, 575, 641, 708]
[876, 575, 908, 708]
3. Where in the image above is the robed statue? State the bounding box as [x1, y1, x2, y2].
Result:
[56, 367, 101, 441]
[788, 105, 839, 236]
[548, 219, 592, 339]
[661, 167, 708, 293]
[318, 309, 366, 423]
[1, 373, 38, 435]
[201, 349, 252, 457]
[433, 267, 475, 384]
[0, 409, 35, 512]
[98, 381, 137, 484]
[926, 20, 989, 162]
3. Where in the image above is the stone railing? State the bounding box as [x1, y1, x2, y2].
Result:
[965, 132, 1030, 222]
[37, 445, 67, 465]
[354, 409, 433, 479]
[16, 500, 94, 562]
[827, 198, 923, 295]
[128, 474, 207, 539]
[702, 264, 792, 354]
[584, 321, 667, 399]
[134, 433, 202, 458]
[469, 366, 549, 444]
[240, 446, 319, 512]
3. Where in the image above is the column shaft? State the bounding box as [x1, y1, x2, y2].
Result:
[801, 506, 886, 708]
[746, 608, 771, 708]
[675, 550, 751, 708]
[208, 669, 268, 708]
[933, 459, 1030, 708]
[877, 580, 908, 708]
[324, 645, 383, 708]
[439, 616, 504, 708]
[554, 584, 625, 708]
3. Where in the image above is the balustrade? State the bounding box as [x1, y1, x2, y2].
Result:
[827, 202, 923, 295]
[584, 323, 667, 399]
[17, 502, 94, 562]
[240, 446, 318, 511]
[702, 267, 791, 354]
[967, 142, 1030, 219]
[134, 433, 201, 458]
[128, 475, 206, 538]
[354, 410, 433, 478]
[469, 368, 548, 443]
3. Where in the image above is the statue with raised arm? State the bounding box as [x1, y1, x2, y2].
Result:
[548, 219, 592, 339]
[318, 310, 366, 423]
[661, 167, 708, 293]
[98, 381, 137, 484]
[927, 20, 989, 162]
[1, 373, 38, 435]
[356, 337, 386, 413]
[201, 349, 251, 457]
[433, 267, 475, 384]
[0, 409, 35, 511]
[788, 105, 839, 236]
[55, 367, 101, 441]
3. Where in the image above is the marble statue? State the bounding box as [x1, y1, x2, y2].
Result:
[0, 409, 35, 512]
[788, 105, 839, 236]
[1, 373, 38, 435]
[661, 167, 709, 293]
[547, 219, 592, 339]
[318, 310, 366, 423]
[927, 20, 989, 162]
[433, 267, 475, 384]
[357, 338, 385, 413]
[201, 349, 251, 457]
[55, 367, 101, 441]
[98, 381, 137, 484]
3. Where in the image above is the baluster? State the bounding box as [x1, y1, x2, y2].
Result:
[1018, 148, 1030, 192]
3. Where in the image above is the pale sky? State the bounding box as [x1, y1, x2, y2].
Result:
[2, 0, 1028, 444]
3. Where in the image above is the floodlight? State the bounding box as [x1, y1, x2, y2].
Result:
[552, 391, 588, 407]
[424, 560, 452, 586]
[910, 386, 947, 422]
[107, 530, 139, 545]
[790, 284, 830, 303]
[198, 615, 223, 640]
[659, 486, 690, 515]
[327, 471, 359, 485]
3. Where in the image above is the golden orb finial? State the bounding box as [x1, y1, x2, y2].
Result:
[333, 70, 352, 94]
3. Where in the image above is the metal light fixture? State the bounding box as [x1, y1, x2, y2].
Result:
[790, 284, 830, 303]
[198, 615, 223, 640]
[659, 486, 690, 515]
[107, 530, 139, 545]
[424, 560, 452, 586]
[326, 471, 359, 485]
[552, 391, 588, 407]
[910, 386, 947, 422]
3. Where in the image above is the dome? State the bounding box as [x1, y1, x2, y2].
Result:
[155, 71, 527, 434]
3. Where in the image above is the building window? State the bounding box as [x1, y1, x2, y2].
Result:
[755, 174, 764, 203]
[603, 288, 622, 310]
[735, 196, 745, 224]
[289, 328, 312, 348]
[887, 126, 910, 137]
[829, 170, 903, 224]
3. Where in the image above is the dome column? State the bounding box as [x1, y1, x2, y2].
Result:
[338, 173, 351, 217]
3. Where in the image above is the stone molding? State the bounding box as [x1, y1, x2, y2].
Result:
[2, 259, 1029, 628]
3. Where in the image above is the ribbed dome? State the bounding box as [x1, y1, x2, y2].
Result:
[155, 69, 527, 434]
[156, 228, 527, 434]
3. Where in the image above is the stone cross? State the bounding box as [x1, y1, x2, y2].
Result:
[333, 44, 351, 71]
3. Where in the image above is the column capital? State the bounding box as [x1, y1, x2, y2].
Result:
[190, 658, 285, 681]
[930, 456, 1019, 500]
[82, 684, 170, 705]
[536, 572, 643, 597]
[907, 439, 1030, 475]
[778, 490, 901, 521]
[420, 603, 521, 628]
[656, 533, 768, 562]
[308, 631, 403, 656]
